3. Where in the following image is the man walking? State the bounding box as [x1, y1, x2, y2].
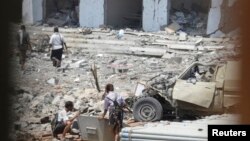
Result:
[16, 25, 31, 70]
[49, 27, 67, 67]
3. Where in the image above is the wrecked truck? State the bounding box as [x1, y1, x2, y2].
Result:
[132, 61, 241, 122]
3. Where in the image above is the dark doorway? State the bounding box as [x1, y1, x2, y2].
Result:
[43, 0, 79, 27]
[105, 0, 143, 29]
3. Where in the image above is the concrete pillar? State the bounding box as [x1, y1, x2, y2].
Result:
[206, 0, 223, 34]
[22, 0, 33, 24]
[143, 0, 170, 32]
[79, 0, 105, 28]
[33, 0, 43, 22]
[22, 0, 43, 24]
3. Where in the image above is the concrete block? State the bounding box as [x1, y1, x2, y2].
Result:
[165, 22, 181, 34]
[77, 115, 114, 141]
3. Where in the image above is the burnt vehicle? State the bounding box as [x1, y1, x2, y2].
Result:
[132, 61, 241, 122]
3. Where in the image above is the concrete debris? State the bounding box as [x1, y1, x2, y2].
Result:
[179, 32, 188, 41]
[117, 29, 125, 39]
[169, 57, 183, 64]
[52, 95, 62, 105]
[46, 10, 79, 27]
[31, 34, 50, 52]
[70, 59, 87, 68]
[47, 78, 59, 85]
[195, 38, 203, 46]
[47, 18, 67, 27]
[63, 95, 76, 103]
[108, 59, 133, 73]
[165, 22, 181, 34]
[170, 10, 207, 35]
[161, 53, 175, 59]
[80, 28, 92, 35]
[74, 77, 80, 83]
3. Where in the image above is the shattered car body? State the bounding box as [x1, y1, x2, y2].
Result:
[132, 61, 241, 122]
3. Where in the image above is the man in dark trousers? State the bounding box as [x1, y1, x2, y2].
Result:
[49, 27, 67, 67]
[16, 25, 31, 70]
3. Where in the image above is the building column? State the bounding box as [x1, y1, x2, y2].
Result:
[22, 0, 43, 24]
[143, 0, 170, 32]
[79, 0, 105, 28]
[22, 0, 33, 24]
[206, 0, 223, 35]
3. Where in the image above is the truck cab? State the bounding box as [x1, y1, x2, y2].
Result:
[132, 61, 241, 122]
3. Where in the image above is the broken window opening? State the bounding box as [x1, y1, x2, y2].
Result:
[169, 0, 211, 36]
[105, 0, 143, 30]
[180, 64, 216, 83]
[43, 0, 80, 27]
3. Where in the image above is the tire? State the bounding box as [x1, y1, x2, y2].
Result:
[133, 97, 163, 122]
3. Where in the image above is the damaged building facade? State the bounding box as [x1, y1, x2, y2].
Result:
[22, 0, 239, 36]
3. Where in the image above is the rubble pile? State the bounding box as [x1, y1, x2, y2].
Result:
[10, 52, 188, 140]
[10, 86, 103, 139]
[46, 10, 78, 27]
[9, 24, 241, 140]
[169, 10, 207, 35]
[31, 0, 80, 27]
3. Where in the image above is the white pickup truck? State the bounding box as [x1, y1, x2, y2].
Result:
[132, 61, 241, 121]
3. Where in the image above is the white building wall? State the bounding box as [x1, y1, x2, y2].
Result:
[80, 0, 105, 27]
[33, 0, 43, 22]
[206, 0, 223, 34]
[22, 0, 43, 24]
[143, 0, 170, 32]
[22, 0, 33, 24]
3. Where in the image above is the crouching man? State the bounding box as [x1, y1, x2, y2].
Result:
[54, 101, 80, 141]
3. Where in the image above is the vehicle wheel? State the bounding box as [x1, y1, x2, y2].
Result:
[133, 97, 163, 122]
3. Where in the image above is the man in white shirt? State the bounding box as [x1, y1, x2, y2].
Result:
[54, 101, 79, 140]
[49, 27, 67, 67]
